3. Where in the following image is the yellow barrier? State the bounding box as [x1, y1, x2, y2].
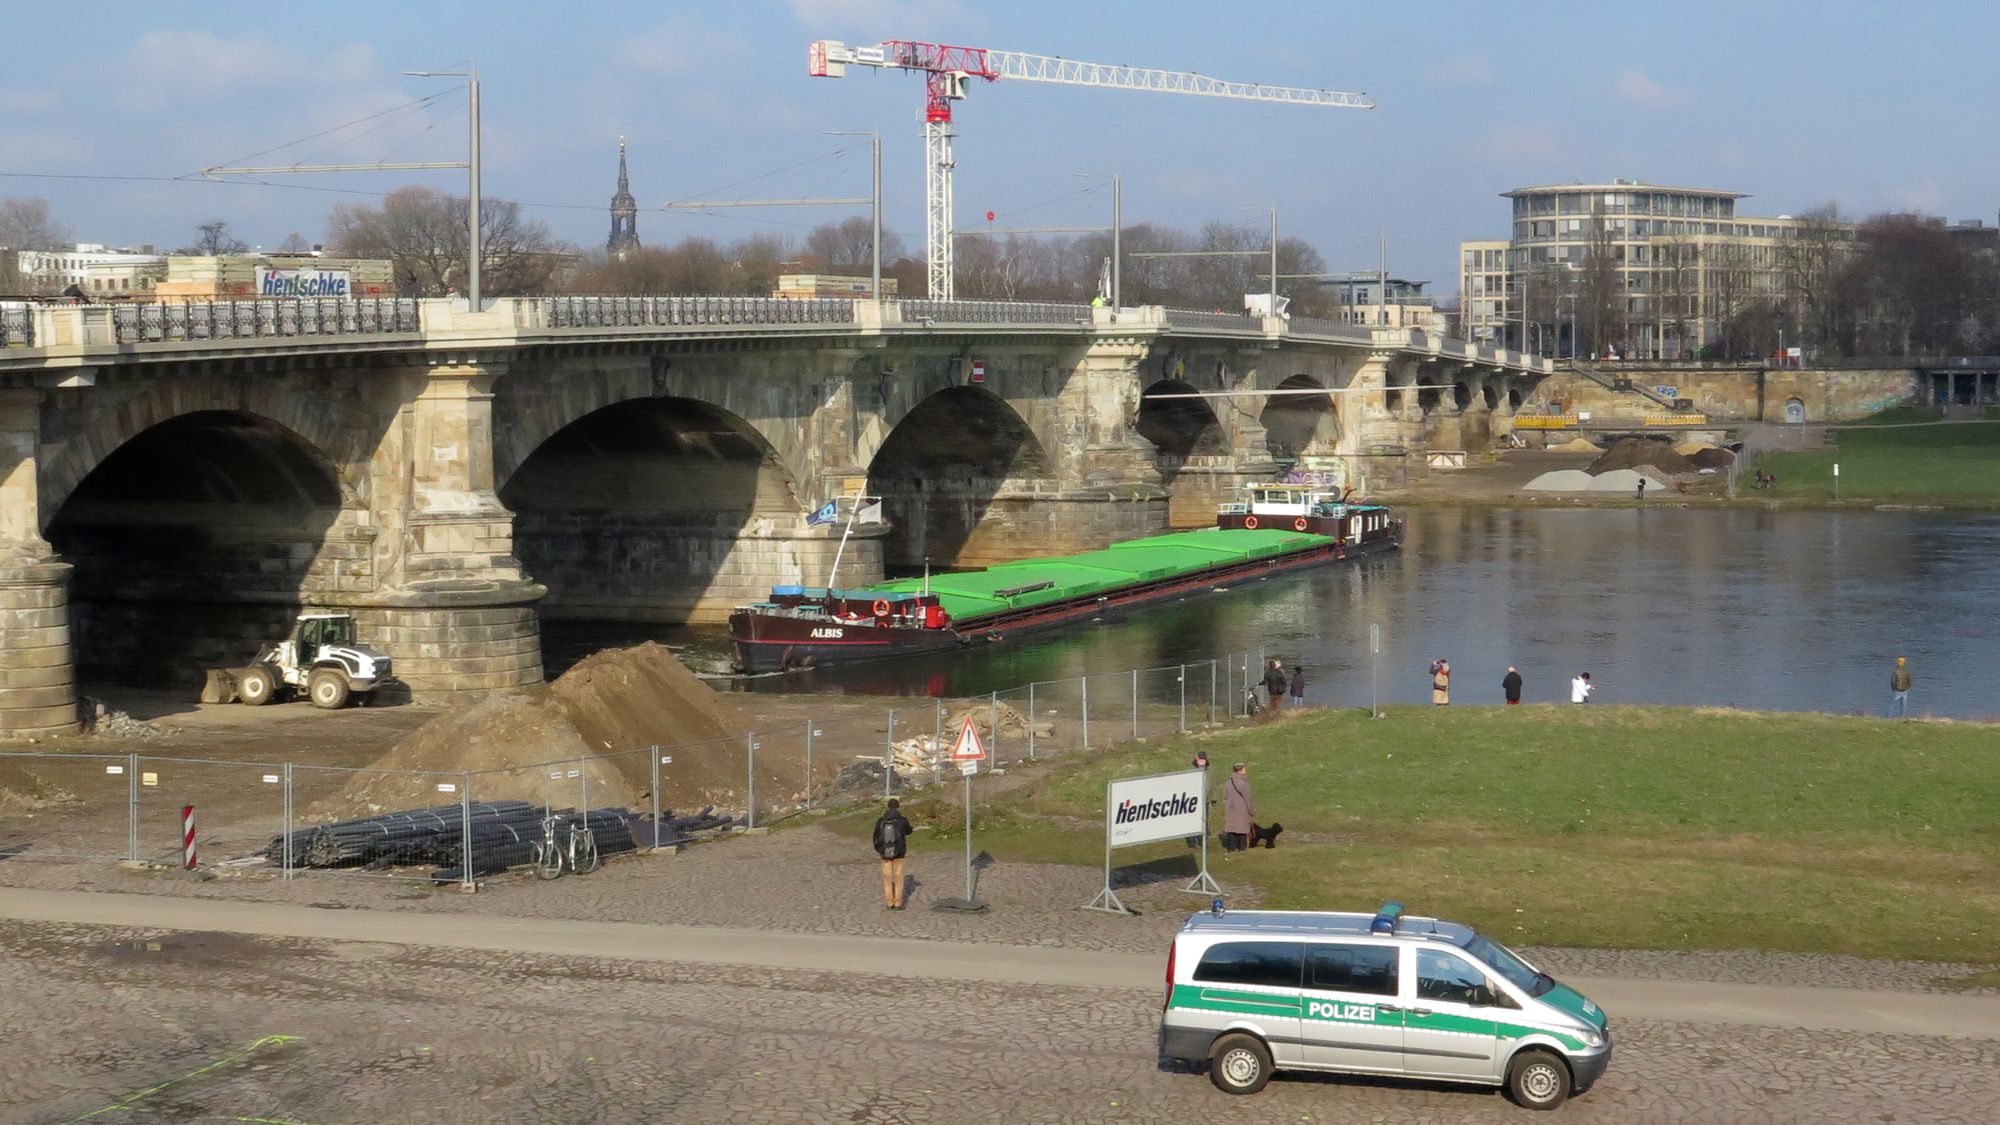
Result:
[1645, 414, 1708, 426]
[1512, 414, 1577, 429]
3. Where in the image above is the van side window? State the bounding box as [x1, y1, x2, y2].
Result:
[1416, 948, 1489, 1004]
[1307, 943, 1398, 997]
[1192, 942, 1303, 989]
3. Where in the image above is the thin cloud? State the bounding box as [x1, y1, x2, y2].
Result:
[1465, 122, 1564, 167]
[611, 16, 745, 75]
[115, 33, 377, 111]
[1420, 54, 1498, 86]
[1612, 69, 1690, 108]
[1897, 180, 1944, 215]
[791, 0, 973, 38]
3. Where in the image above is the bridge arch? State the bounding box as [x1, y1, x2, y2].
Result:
[865, 385, 1053, 571]
[1260, 374, 1341, 464]
[45, 409, 352, 686]
[500, 395, 808, 628]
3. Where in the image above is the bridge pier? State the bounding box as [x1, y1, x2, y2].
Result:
[0, 389, 75, 735]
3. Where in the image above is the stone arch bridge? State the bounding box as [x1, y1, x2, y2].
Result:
[0, 297, 1548, 734]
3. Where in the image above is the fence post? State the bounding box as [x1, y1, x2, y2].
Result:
[885, 711, 896, 798]
[1131, 669, 1139, 740]
[1082, 675, 1090, 749]
[746, 732, 757, 829]
[1209, 660, 1217, 725]
[804, 721, 815, 811]
[1179, 663, 1187, 732]
[126, 752, 139, 862]
[281, 762, 293, 880]
[987, 690, 999, 770]
[1027, 683, 1037, 760]
[458, 771, 473, 890]
[650, 745, 662, 850]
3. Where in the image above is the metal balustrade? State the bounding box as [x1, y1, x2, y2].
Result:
[109, 299, 420, 344]
[898, 299, 1092, 325]
[0, 305, 29, 347]
[1161, 307, 1259, 332]
[544, 295, 855, 328]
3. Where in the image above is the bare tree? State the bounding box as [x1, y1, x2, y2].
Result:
[177, 220, 250, 257]
[0, 196, 71, 251]
[1775, 203, 1852, 353]
[275, 231, 313, 254]
[803, 217, 904, 274]
[326, 186, 568, 296]
[1705, 242, 1757, 358]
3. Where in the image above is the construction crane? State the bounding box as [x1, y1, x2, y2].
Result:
[809, 40, 1373, 300]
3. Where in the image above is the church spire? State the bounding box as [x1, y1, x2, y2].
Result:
[608, 135, 639, 256]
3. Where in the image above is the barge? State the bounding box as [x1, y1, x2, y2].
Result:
[728, 485, 1400, 672]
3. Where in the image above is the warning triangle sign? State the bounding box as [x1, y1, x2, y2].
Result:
[949, 717, 987, 761]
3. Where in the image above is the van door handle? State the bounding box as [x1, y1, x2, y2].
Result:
[1377, 1004, 1402, 1013]
[1411, 1007, 1433, 1016]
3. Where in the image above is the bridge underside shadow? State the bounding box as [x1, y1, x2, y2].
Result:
[865, 386, 1057, 572]
[501, 397, 863, 627]
[45, 410, 346, 689]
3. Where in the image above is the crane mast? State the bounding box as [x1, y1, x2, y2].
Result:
[810, 39, 1372, 300]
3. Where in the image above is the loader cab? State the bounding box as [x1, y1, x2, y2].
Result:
[296, 614, 355, 664]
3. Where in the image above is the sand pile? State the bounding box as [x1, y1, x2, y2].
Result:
[1550, 436, 1605, 453]
[1524, 468, 1673, 493]
[1688, 447, 1736, 470]
[317, 643, 761, 819]
[1588, 438, 1698, 477]
[1672, 439, 1714, 456]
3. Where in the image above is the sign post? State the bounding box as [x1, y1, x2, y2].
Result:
[1084, 768, 1212, 914]
[1370, 623, 1381, 718]
[1833, 461, 1840, 502]
[936, 718, 989, 912]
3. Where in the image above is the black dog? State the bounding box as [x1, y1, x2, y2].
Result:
[1249, 822, 1284, 849]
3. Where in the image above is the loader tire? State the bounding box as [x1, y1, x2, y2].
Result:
[238, 664, 279, 706]
[307, 667, 351, 710]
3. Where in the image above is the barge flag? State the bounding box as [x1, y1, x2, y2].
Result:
[807, 501, 838, 526]
[857, 499, 884, 525]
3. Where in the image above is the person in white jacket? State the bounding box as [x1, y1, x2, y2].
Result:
[1570, 672, 1594, 703]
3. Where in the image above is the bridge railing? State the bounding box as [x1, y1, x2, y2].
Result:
[544, 295, 856, 328]
[110, 299, 421, 344]
[1161, 307, 1260, 332]
[0, 305, 29, 347]
[898, 299, 1091, 325]
[1286, 316, 1374, 343]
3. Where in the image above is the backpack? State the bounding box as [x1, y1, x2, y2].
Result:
[874, 816, 906, 858]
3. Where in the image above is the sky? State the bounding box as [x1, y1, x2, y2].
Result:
[3, 0, 1995, 294]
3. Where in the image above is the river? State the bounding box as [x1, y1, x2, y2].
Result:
[543, 508, 2000, 719]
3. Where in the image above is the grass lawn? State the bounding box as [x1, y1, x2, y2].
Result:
[1757, 407, 2000, 503]
[850, 705, 2000, 964]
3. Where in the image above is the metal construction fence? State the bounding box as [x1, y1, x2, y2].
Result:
[0, 647, 1270, 889]
[0, 305, 31, 347]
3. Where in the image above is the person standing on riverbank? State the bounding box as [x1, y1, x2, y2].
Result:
[872, 799, 913, 910]
[1571, 672, 1594, 704]
[1223, 763, 1254, 853]
[1503, 666, 1524, 705]
[1890, 657, 1913, 717]
[1288, 665, 1306, 708]
[1262, 660, 1288, 717]
[1431, 659, 1451, 705]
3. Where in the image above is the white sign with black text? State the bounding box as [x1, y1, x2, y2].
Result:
[1105, 768, 1207, 848]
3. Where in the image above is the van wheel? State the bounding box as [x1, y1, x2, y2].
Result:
[1208, 1033, 1273, 1095]
[307, 668, 351, 710]
[1507, 1048, 1571, 1110]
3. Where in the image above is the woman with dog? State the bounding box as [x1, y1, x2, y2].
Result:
[1222, 762, 1254, 852]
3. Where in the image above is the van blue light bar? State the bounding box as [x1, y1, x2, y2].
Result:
[1370, 902, 1404, 933]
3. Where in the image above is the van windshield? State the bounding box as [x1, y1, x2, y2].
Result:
[1462, 933, 1553, 996]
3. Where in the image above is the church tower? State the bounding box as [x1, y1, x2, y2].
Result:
[607, 136, 639, 256]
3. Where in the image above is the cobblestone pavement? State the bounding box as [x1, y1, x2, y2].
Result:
[3, 920, 1996, 1125]
[0, 823, 1990, 994]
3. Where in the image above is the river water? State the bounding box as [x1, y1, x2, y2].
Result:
[546, 508, 2000, 719]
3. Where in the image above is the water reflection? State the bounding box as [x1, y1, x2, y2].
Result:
[545, 509, 2000, 719]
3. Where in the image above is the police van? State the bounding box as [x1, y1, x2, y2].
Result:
[1159, 903, 1611, 1110]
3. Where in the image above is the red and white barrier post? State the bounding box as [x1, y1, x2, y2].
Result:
[180, 804, 197, 870]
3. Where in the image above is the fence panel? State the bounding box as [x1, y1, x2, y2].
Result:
[283, 763, 468, 883]
[0, 752, 133, 862]
[135, 756, 284, 869]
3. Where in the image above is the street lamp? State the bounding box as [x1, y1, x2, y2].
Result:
[823, 131, 882, 300]
[1076, 173, 1121, 310]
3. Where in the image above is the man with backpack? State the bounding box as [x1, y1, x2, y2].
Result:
[873, 798, 913, 910]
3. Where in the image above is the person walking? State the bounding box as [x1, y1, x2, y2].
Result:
[1431, 659, 1451, 706]
[1288, 665, 1307, 708]
[1890, 657, 1913, 717]
[1570, 671, 1594, 704]
[1502, 666, 1524, 705]
[1637, 477, 1647, 501]
[1222, 763, 1254, 853]
[872, 798, 913, 910]
[1261, 659, 1289, 717]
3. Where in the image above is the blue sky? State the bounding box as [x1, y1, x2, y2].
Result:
[3, 0, 1993, 292]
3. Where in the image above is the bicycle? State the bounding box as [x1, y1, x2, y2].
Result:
[530, 809, 601, 879]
